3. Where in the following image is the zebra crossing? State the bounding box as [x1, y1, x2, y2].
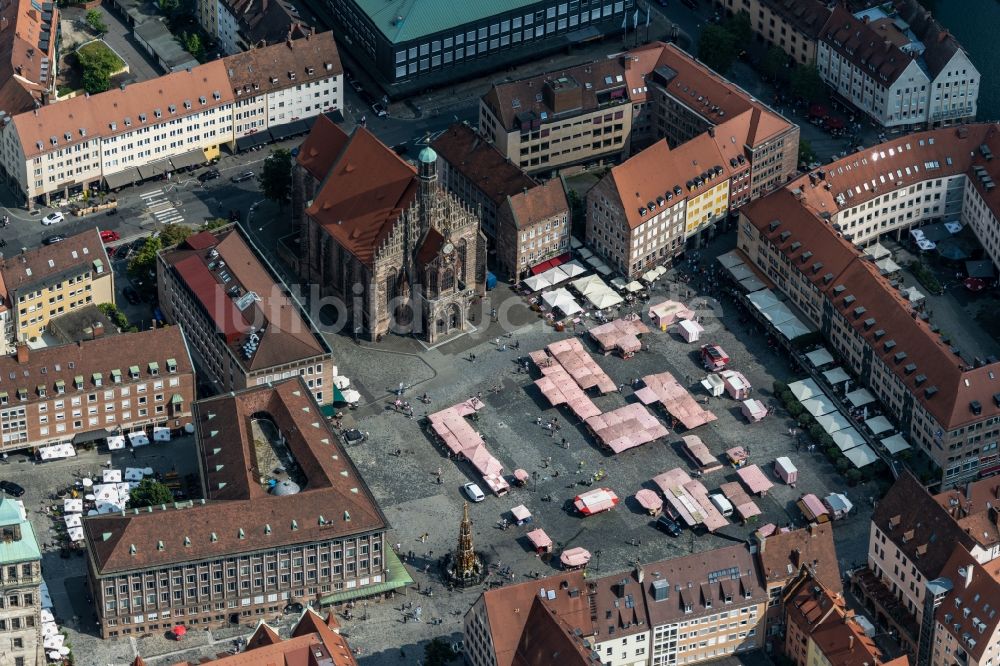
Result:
[140, 188, 185, 225]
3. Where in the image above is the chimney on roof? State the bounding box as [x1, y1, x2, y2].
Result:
[623, 56, 633, 70]
[849, 635, 855, 651]
[962, 565, 973, 589]
[15, 343, 28, 365]
[92, 321, 105, 339]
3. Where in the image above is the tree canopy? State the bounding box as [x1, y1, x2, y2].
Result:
[76, 42, 124, 95]
[791, 65, 825, 103]
[258, 149, 293, 207]
[697, 25, 738, 74]
[128, 479, 174, 508]
[85, 9, 108, 34]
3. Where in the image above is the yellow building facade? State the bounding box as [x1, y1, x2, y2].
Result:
[685, 180, 730, 238]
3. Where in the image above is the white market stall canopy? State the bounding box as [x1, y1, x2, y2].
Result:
[864, 415, 894, 435]
[801, 396, 837, 417]
[846, 388, 876, 407]
[107, 435, 126, 450]
[573, 274, 609, 297]
[881, 433, 911, 454]
[560, 261, 588, 278]
[788, 378, 822, 401]
[542, 288, 583, 315]
[845, 444, 879, 468]
[832, 427, 866, 452]
[815, 411, 852, 434]
[775, 317, 812, 340]
[523, 273, 554, 291]
[822, 367, 850, 385]
[805, 348, 834, 367]
[747, 289, 781, 310]
[39, 444, 76, 460]
[587, 287, 624, 310]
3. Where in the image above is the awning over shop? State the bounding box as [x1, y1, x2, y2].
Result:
[269, 120, 309, 141]
[881, 433, 910, 454]
[72, 428, 110, 445]
[236, 131, 272, 152]
[801, 396, 836, 417]
[822, 367, 850, 385]
[805, 348, 834, 367]
[137, 159, 173, 180]
[864, 415, 894, 435]
[169, 149, 206, 170]
[104, 168, 140, 190]
[320, 548, 412, 605]
[831, 427, 865, 452]
[815, 411, 851, 434]
[844, 444, 879, 468]
[846, 388, 876, 407]
[788, 379, 822, 401]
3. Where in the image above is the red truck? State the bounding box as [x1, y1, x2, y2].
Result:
[700, 344, 730, 371]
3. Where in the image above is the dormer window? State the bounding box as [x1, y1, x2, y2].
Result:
[154, 109, 162, 119]
[92, 373, 103, 387]
[168, 105, 176, 114]
[129, 365, 140, 380]
[148, 362, 159, 376]
[16, 388, 27, 401]
[199, 96, 207, 104]
[288, 71, 296, 80]
[109, 122, 117, 131]
[63, 132, 71, 141]
[74, 375, 84, 390]
[306, 66, 315, 75]
[55, 380, 65, 394]
[0, 392, 7, 405]
[166, 358, 177, 373]
[684, 604, 693, 613]
[111, 369, 122, 384]
[124, 117, 132, 126]
[213, 91, 221, 100]
[36, 385, 45, 398]
[139, 113, 147, 123]
[184, 100, 191, 109]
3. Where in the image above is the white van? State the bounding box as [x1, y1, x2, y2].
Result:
[709, 493, 734, 518]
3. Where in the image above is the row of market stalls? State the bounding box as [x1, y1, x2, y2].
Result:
[588, 316, 649, 358]
[427, 398, 510, 496]
[801, 348, 913, 461]
[650, 468, 728, 532]
[38, 424, 180, 461]
[717, 249, 815, 342]
[636, 372, 717, 430]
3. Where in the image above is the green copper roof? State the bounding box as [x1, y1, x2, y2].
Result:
[418, 146, 438, 164]
[356, 0, 549, 44]
[0, 500, 41, 564]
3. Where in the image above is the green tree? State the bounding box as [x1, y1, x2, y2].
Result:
[128, 236, 163, 280]
[158, 224, 195, 248]
[82, 67, 110, 94]
[184, 32, 204, 59]
[258, 149, 293, 207]
[723, 11, 752, 47]
[798, 138, 817, 166]
[790, 64, 825, 103]
[423, 639, 458, 666]
[761, 46, 788, 82]
[85, 9, 108, 34]
[128, 479, 174, 508]
[698, 25, 738, 74]
[201, 218, 230, 231]
[76, 43, 124, 94]
[98, 302, 131, 330]
[846, 468, 864, 486]
[158, 0, 179, 14]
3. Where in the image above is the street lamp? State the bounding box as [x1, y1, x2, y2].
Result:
[532, 470, 539, 492]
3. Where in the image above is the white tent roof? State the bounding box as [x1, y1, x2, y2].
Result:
[805, 348, 834, 367]
[822, 367, 850, 385]
[815, 411, 852, 434]
[572, 274, 609, 297]
[523, 273, 552, 291]
[560, 260, 588, 278]
[541, 265, 571, 285]
[641, 269, 658, 282]
[831, 427, 866, 452]
[881, 433, 911, 454]
[577, 247, 592, 259]
[864, 415, 894, 435]
[788, 379, 822, 401]
[775, 317, 811, 340]
[625, 281, 644, 293]
[760, 302, 797, 326]
[587, 287, 624, 310]
[717, 250, 745, 269]
[864, 242, 891, 260]
[845, 444, 879, 468]
[747, 289, 781, 310]
[801, 396, 837, 417]
[739, 276, 767, 293]
[846, 388, 876, 407]
[542, 288, 582, 314]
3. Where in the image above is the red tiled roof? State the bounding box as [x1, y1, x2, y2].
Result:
[758, 523, 842, 595]
[172, 254, 247, 343]
[432, 123, 536, 205]
[820, 5, 917, 86]
[0, 228, 111, 296]
[505, 179, 569, 229]
[935, 546, 1000, 661]
[296, 114, 350, 181]
[609, 136, 731, 229]
[304, 126, 418, 266]
[83, 379, 386, 574]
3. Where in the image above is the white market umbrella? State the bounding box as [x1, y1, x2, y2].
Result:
[333, 376, 351, 389]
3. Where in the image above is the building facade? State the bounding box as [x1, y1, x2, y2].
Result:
[816, 4, 978, 131]
[431, 122, 536, 245]
[0, 33, 342, 207]
[496, 178, 571, 279]
[0, 327, 195, 453]
[157, 225, 337, 408]
[716, 0, 831, 65]
[739, 125, 1000, 486]
[481, 42, 798, 189]
[214, 0, 301, 56]
[0, 228, 113, 353]
[0, 500, 42, 666]
[0, 0, 60, 117]
[321, 0, 635, 96]
[296, 119, 487, 344]
[465, 544, 768, 666]
[83, 379, 392, 638]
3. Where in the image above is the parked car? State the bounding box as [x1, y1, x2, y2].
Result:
[100, 230, 120, 243]
[655, 514, 682, 536]
[41, 211, 64, 225]
[371, 103, 388, 117]
[231, 170, 254, 183]
[198, 168, 221, 182]
[42, 235, 65, 245]
[123, 286, 141, 305]
[0, 480, 25, 497]
[462, 482, 486, 502]
[350, 78, 364, 94]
